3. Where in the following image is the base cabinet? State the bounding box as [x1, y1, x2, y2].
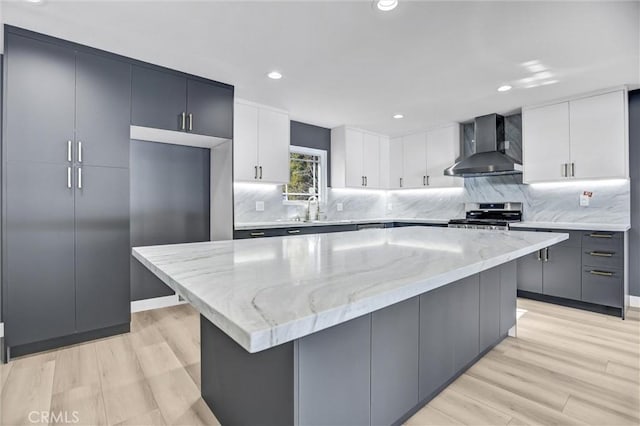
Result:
[542, 245, 582, 300]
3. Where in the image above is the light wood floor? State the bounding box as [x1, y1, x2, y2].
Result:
[1, 298, 638, 425]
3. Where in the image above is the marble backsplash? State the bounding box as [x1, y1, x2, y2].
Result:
[234, 177, 631, 226]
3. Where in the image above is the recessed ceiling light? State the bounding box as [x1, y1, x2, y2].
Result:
[267, 71, 282, 80]
[497, 85, 512, 92]
[393, 114, 404, 119]
[376, 0, 398, 11]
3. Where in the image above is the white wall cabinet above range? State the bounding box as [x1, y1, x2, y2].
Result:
[233, 99, 290, 184]
[522, 89, 628, 183]
[388, 124, 463, 189]
[331, 126, 388, 188]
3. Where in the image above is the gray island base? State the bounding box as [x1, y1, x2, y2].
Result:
[201, 262, 517, 426]
[132, 227, 568, 426]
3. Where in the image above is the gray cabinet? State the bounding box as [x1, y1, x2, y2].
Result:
[132, 65, 234, 138]
[451, 275, 480, 371]
[75, 166, 130, 332]
[516, 251, 543, 293]
[298, 315, 371, 426]
[5, 33, 75, 164]
[131, 65, 187, 132]
[499, 261, 517, 336]
[76, 52, 131, 168]
[5, 162, 76, 346]
[3, 31, 131, 351]
[187, 79, 234, 139]
[543, 245, 582, 299]
[419, 285, 454, 401]
[371, 298, 419, 426]
[479, 267, 501, 350]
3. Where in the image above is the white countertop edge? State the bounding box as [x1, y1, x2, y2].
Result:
[511, 222, 630, 232]
[133, 231, 567, 353]
[234, 218, 450, 230]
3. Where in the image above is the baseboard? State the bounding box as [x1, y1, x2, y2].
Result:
[630, 295, 640, 308]
[131, 294, 186, 313]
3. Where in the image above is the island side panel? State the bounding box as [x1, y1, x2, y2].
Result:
[200, 316, 295, 426]
[500, 260, 518, 336]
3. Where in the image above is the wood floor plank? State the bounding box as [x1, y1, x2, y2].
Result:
[114, 408, 166, 426]
[146, 369, 202, 424]
[563, 395, 640, 426]
[135, 342, 183, 379]
[49, 384, 107, 426]
[606, 361, 640, 383]
[52, 343, 100, 395]
[405, 405, 464, 425]
[0, 360, 56, 426]
[185, 363, 201, 390]
[428, 388, 513, 425]
[95, 335, 146, 390]
[101, 379, 158, 425]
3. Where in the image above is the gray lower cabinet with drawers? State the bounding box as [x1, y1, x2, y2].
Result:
[233, 222, 442, 240]
[516, 228, 627, 317]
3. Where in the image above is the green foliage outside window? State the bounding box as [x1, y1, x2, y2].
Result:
[284, 152, 321, 202]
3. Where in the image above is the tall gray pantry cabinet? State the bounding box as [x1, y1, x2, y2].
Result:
[3, 31, 131, 356]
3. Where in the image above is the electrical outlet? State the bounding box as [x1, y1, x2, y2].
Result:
[255, 201, 265, 211]
[336, 203, 343, 212]
[580, 191, 592, 207]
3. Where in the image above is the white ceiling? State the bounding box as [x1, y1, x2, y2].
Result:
[1, 0, 639, 136]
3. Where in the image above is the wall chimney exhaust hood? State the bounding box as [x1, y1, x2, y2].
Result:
[444, 113, 522, 177]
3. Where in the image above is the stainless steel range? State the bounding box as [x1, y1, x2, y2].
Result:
[448, 202, 522, 230]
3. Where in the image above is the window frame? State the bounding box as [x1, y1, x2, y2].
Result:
[283, 145, 328, 206]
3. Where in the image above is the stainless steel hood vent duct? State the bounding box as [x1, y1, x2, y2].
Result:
[444, 113, 522, 177]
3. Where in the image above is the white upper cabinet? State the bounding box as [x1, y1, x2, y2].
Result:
[233, 99, 290, 184]
[523, 89, 628, 183]
[523, 102, 571, 182]
[402, 132, 428, 188]
[331, 126, 382, 188]
[569, 90, 627, 180]
[387, 124, 462, 189]
[426, 125, 463, 188]
[388, 137, 403, 189]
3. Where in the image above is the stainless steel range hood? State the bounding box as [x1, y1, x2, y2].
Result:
[444, 113, 522, 177]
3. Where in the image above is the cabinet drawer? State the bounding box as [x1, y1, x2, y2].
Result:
[581, 268, 622, 308]
[582, 231, 623, 252]
[233, 229, 284, 239]
[582, 248, 623, 269]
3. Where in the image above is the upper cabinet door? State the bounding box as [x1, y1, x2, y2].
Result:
[522, 102, 570, 183]
[233, 102, 260, 181]
[131, 65, 187, 131]
[187, 79, 234, 139]
[76, 52, 131, 168]
[402, 132, 427, 188]
[258, 108, 290, 184]
[345, 129, 365, 187]
[5, 34, 75, 164]
[569, 91, 627, 180]
[426, 125, 462, 188]
[362, 133, 380, 188]
[389, 138, 404, 189]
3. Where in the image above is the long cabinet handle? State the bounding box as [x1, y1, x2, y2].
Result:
[589, 251, 614, 257]
[288, 230, 301, 234]
[254, 166, 258, 179]
[571, 163, 575, 177]
[78, 167, 82, 189]
[423, 176, 426, 186]
[250, 232, 265, 237]
[188, 113, 193, 132]
[259, 166, 263, 180]
[543, 247, 549, 262]
[562, 163, 567, 177]
[427, 175, 430, 186]
[67, 167, 72, 189]
[67, 140, 72, 162]
[365, 176, 368, 186]
[180, 112, 186, 131]
[399, 177, 403, 188]
[589, 270, 614, 277]
[589, 233, 613, 239]
[78, 141, 83, 163]
[536, 249, 542, 261]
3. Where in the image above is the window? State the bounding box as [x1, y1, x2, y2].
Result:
[283, 146, 327, 203]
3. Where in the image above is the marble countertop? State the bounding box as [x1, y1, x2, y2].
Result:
[133, 227, 567, 353]
[234, 218, 450, 230]
[511, 221, 630, 232]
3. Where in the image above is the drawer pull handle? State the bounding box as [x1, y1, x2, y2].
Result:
[589, 251, 614, 257]
[589, 233, 613, 239]
[250, 232, 265, 237]
[589, 270, 614, 277]
[288, 230, 301, 234]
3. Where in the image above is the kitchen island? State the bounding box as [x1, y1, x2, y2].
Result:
[133, 227, 567, 426]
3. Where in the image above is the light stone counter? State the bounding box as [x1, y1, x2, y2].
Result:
[233, 218, 449, 230]
[511, 221, 630, 232]
[133, 227, 567, 353]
